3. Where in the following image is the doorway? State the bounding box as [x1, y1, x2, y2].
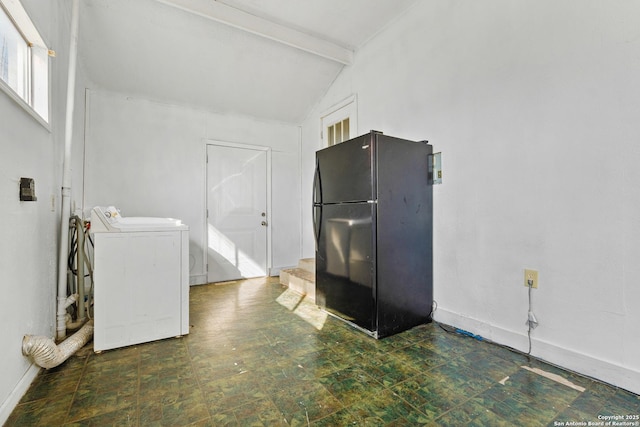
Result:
[206, 142, 270, 283]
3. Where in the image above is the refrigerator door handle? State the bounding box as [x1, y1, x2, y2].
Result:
[313, 205, 322, 251]
[312, 160, 321, 205]
[312, 162, 322, 251]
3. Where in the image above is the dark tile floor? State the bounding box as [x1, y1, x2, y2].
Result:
[7, 276, 639, 426]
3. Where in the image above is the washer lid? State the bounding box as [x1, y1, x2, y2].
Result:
[90, 207, 188, 232]
[116, 217, 183, 228]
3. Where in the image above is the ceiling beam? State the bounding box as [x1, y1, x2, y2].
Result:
[156, 0, 353, 65]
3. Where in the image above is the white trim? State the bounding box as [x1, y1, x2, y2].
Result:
[206, 139, 272, 152]
[189, 273, 207, 285]
[297, 125, 303, 261]
[1, 0, 46, 47]
[270, 266, 284, 276]
[434, 307, 640, 395]
[0, 78, 50, 130]
[204, 140, 273, 281]
[0, 364, 40, 426]
[320, 94, 358, 119]
[0, 0, 50, 127]
[156, 0, 353, 65]
[200, 140, 209, 283]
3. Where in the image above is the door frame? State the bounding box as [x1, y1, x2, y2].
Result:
[204, 140, 272, 279]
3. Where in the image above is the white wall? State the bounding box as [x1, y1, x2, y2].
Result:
[301, 0, 640, 394]
[0, 0, 84, 422]
[83, 90, 301, 283]
[0, 91, 57, 424]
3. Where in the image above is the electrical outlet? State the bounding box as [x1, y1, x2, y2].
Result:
[524, 269, 538, 288]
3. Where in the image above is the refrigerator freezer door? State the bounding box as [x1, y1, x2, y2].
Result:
[316, 202, 375, 333]
[316, 134, 375, 203]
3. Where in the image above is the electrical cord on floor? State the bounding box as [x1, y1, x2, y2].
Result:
[435, 319, 609, 391]
[432, 301, 483, 341]
[437, 322, 455, 335]
[436, 322, 483, 341]
[433, 291, 610, 388]
[435, 319, 535, 364]
[433, 282, 539, 360]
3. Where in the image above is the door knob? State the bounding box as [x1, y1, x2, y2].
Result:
[261, 221, 267, 226]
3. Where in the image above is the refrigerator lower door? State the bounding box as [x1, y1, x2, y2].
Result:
[316, 202, 375, 333]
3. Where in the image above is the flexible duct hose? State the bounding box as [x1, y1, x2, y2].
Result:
[22, 320, 93, 369]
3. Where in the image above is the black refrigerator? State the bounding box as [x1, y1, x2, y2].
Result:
[313, 131, 434, 339]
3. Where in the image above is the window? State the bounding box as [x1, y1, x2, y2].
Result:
[321, 95, 357, 147]
[0, 6, 28, 99]
[326, 117, 350, 146]
[0, 0, 49, 124]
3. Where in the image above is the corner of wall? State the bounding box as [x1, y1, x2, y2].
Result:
[0, 364, 40, 426]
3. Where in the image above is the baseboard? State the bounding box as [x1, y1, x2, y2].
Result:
[269, 266, 282, 276]
[0, 363, 40, 426]
[189, 274, 207, 285]
[433, 308, 640, 395]
[188, 270, 287, 285]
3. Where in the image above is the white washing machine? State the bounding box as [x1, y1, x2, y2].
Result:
[90, 206, 189, 352]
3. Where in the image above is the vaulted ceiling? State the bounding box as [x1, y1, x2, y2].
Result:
[77, 0, 419, 123]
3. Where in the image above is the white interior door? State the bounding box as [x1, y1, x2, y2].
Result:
[207, 144, 268, 283]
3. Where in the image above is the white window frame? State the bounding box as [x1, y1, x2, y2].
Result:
[320, 94, 358, 147]
[0, 0, 50, 128]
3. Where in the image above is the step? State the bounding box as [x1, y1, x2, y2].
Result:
[297, 258, 315, 274]
[279, 265, 315, 302]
